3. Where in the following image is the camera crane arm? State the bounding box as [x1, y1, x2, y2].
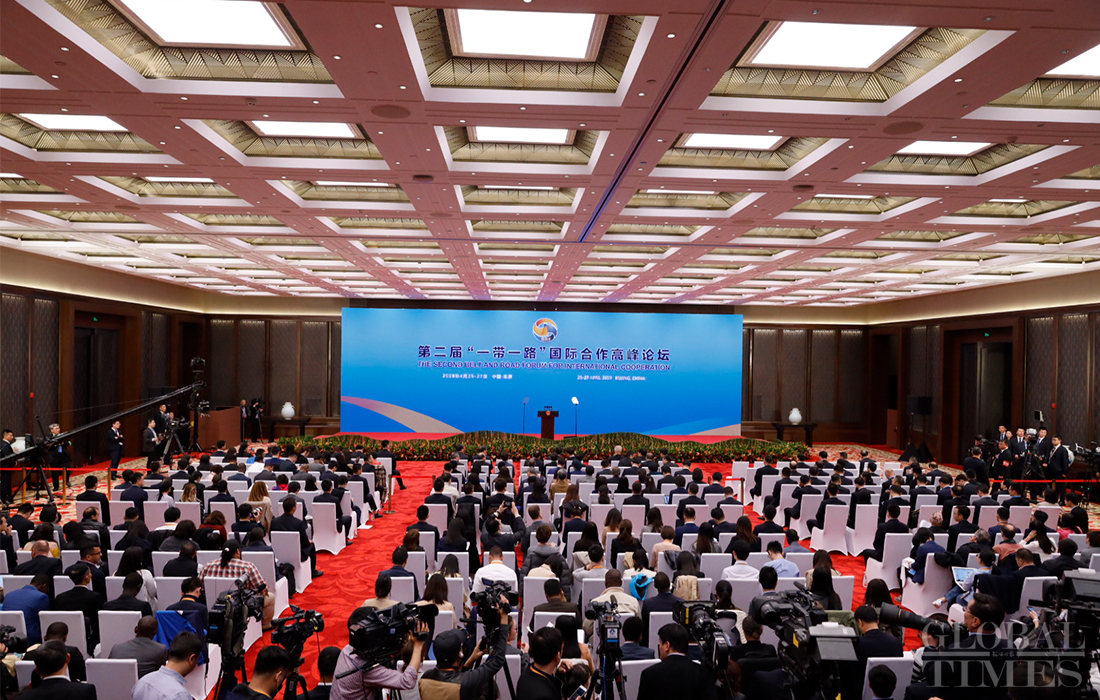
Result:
[0, 381, 205, 465]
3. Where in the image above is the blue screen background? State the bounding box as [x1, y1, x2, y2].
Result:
[340, 308, 743, 435]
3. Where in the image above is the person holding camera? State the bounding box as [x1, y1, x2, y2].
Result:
[419, 603, 510, 700]
[515, 627, 575, 700]
[330, 607, 429, 700]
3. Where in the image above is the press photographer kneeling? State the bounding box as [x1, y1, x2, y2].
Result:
[331, 604, 432, 700]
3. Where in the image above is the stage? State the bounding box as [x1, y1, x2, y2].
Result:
[322, 431, 744, 444]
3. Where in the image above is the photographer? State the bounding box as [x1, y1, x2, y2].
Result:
[330, 607, 429, 700]
[230, 646, 296, 700]
[419, 603, 510, 700]
[515, 627, 572, 700]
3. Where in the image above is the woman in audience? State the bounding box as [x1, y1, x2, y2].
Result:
[1023, 517, 1057, 560]
[528, 478, 550, 506]
[572, 522, 600, 568]
[438, 518, 472, 563]
[646, 507, 664, 534]
[615, 475, 631, 494]
[1058, 512, 1084, 539]
[157, 480, 175, 505]
[248, 480, 274, 529]
[596, 486, 612, 505]
[864, 578, 902, 639]
[625, 548, 656, 601]
[23, 524, 60, 557]
[713, 579, 734, 610]
[805, 550, 841, 589]
[117, 520, 154, 568]
[116, 545, 158, 609]
[693, 521, 722, 557]
[555, 614, 593, 670]
[180, 482, 203, 516]
[196, 511, 228, 550]
[416, 573, 454, 613]
[651, 525, 680, 558]
[61, 521, 91, 551]
[304, 474, 319, 492]
[223, 446, 238, 463]
[402, 528, 422, 553]
[672, 550, 701, 599]
[561, 484, 588, 521]
[432, 553, 471, 617]
[603, 509, 623, 538]
[38, 505, 64, 542]
[610, 520, 639, 568]
[731, 516, 761, 553]
[808, 567, 843, 611]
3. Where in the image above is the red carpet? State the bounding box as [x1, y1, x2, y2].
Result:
[233, 460, 441, 698]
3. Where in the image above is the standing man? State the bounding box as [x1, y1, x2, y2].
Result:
[1047, 436, 1071, 503]
[239, 399, 249, 442]
[1, 428, 15, 502]
[142, 419, 160, 460]
[248, 399, 263, 442]
[107, 420, 124, 479]
[47, 423, 69, 491]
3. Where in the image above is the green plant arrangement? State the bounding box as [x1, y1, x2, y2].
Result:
[275, 431, 808, 464]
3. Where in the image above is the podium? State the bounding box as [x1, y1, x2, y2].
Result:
[539, 409, 558, 440]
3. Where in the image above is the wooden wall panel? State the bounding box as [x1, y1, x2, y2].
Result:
[810, 330, 837, 423]
[751, 329, 778, 421]
[1057, 314, 1089, 440]
[1026, 317, 1055, 424]
[268, 320, 298, 410]
[31, 298, 59, 426]
[208, 319, 235, 407]
[839, 330, 864, 423]
[930, 325, 941, 436]
[1, 294, 30, 434]
[329, 321, 342, 417]
[779, 329, 807, 418]
[237, 320, 266, 404]
[300, 322, 329, 417]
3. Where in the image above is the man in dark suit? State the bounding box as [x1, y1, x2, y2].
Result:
[164, 542, 201, 578]
[941, 485, 970, 525]
[711, 507, 738, 535]
[638, 623, 718, 700]
[103, 573, 154, 616]
[407, 505, 441, 547]
[672, 507, 699, 547]
[19, 639, 98, 700]
[879, 485, 908, 522]
[752, 505, 784, 535]
[907, 475, 935, 510]
[807, 484, 845, 532]
[306, 646, 341, 700]
[1001, 482, 1030, 509]
[620, 617, 656, 661]
[816, 450, 834, 472]
[857, 450, 878, 475]
[226, 462, 252, 486]
[783, 475, 820, 528]
[946, 505, 979, 552]
[141, 419, 159, 459]
[970, 483, 999, 523]
[0, 428, 15, 501]
[54, 563, 105, 647]
[8, 502, 35, 542]
[425, 478, 455, 523]
[75, 475, 111, 526]
[623, 481, 651, 509]
[962, 447, 989, 485]
[639, 573, 681, 646]
[120, 470, 148, 519]
[750, 460, 778, 499]
[527, 579, 580, 631]
[854, 605, 903, 662]
[271, 498, 321, 577]
[847, 476, 874, 528]
[315, 478, 353, 543]
[64, 543, 108, 598]
[167, 577, 209, 632]
[860, 503, 909, 561]
[1042, 539, 1082, 578]
[702, 471, 725, 496]
[15, 540, 64, 580]
[766, 467, 796, 509]
[675, 482, 706, 523]
[1047, 436, 1071, 501]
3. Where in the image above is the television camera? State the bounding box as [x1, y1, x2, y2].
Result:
[469, 580, 518, 634]
[269, 607, 325, 700]
[1020, 571, 1100, 700]
[583, 599, 626, 700]
[672, 601, 738, 700]
[751, 584, 858, 700]
[347, 602, 436, 667]
[208, 576, 266, 700]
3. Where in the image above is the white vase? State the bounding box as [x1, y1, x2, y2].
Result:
[788, 408, 803, 425]
[280, 402, 296, 420]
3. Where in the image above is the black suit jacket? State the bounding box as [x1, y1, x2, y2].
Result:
[908, 486, 935, 510]
[1048, 445, 1071, 477]
[872, 518, 909, 553]
[847, 487, 874, 527]
[1041, 554, 1081, 578]
[164, 556, 200, 578]
[75, 492, 112, 526]
[103, 594, 153, 616]
[14, 555, 63, 579]
[855, 628, 903, 662]
[962, 456, 989, 484]
[638, 654, 717, 700]
[107, 428, 124, 450]
[814, 497, 845, 526]
[639, 591, 682, 645]
[54, 585, 106, 643]
[17, 677, 98, 700]
[879, 496, 908, 522]
[9, 514, 35, 542]
[142, 427, 158, 454]
[947, 520, 979, 551]
[1009, 437, 1029, 456]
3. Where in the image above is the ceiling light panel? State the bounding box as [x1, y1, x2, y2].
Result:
[113, 0, 300, 49]
[469, 126, 572, 145]
[744, 22, 920, 70]
[313, 181, 392, 187]
[251, 121, 358, 138]
[1045, 43, 1100, 78]
[19, 114, 127, 132]
[681, 133, 784, 150]
[896, 140, 992, 156]
[144, 176, 215, 183]
[451, 9, 600, 60]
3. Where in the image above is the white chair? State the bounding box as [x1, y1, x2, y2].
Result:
[271, 530, 312, 594]
[861, 654, 914, 700]
[242, 551, 289, 617]
[108, 500, 132, 525]
[425, 504, 450, 535]
[143, 501, 170, 531]
[759, 532, 786, 552]
[390, 576, 417, 604]
[419, 531, 437, 569]
[834, 575, 855, 610]
[445, 577, 466, 615]
[623, 659, 660, 700]
[206, 576, 261, 650]
[407, 551, 428, 596]
[700, 553, 732, 582]
[580, 577, 606, 608]
[311, 502, 345, 555]
[1016, 577, 1057, 620]
[729, 579, 763, 611]
[522, 576, 551, 610]
[15, 660, 34, 690]
[39, 610, 88, 655]
[846, 504, 878, 555]
[97, 611, 141, 658]
[1008, 506, 1033, 533]
[647, 611, 674, 651]
[794, 494, 824, 535]
[87, 658, 139, 700]
[786, 552, 814, 574]
[865, 533, 910, 590]
[810, 505, 850, 554]
[210, 501, 237, 523]
[435, 610, 455, 631]
[0, 611, 28, 642]
[53, 575, 75, 596]
[177, 502, 202, 523]
[900, 553, 952, 618]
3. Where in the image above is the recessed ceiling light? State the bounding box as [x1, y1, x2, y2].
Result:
[374, 23, 383, 29]
[682, 133, 784, 150]
[816, 193, 875, 200]
[251, 120, 357, 138]
[314, 181, 392, 187]
[482, 185, 556, 190]
[470, 126, 571, 145]
[145, 176, 215, 183]
[19, 113, 127, 131]
[745, 22, 919, 70]
[0, 173, 23, 179]
[115, 0, 297, 48]
[897, 140, 992, 156]
[453, 9, 599, 60]
[1046, 43, 1100, 78]
[990, 198, 1028, 203]
[642, 188, 716, 195]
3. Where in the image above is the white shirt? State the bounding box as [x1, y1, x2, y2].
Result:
[472, 561, 517, 593]
[721, 562, 761, 581]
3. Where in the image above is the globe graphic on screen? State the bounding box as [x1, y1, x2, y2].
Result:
[532, 317, 558, 342]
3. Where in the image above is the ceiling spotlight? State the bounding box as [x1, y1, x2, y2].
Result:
[399, 85, 407, 90]
[180, 96, 188, 100]
[667, 33, 676, 38]
[954, 78, 963, 82]
[60, 46, 69, 51]
[334, 55, 342, 59]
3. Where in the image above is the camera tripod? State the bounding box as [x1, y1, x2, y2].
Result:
[585, 640, 627, 700]
[212, 650, 248, 700]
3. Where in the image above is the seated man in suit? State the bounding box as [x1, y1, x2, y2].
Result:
[75, 476, 111, 526]
[623, 481, 651, 509]
[64, 542, 107, 598]
[4, 574, 51, 643]
[638, 623, 719, 700]
[107, 615, 167, 678]
[424, 478, 455, 522]
[806, 483, 845, 532]
[640, 572, 681, 646]
[673, 507, 699, 547]
[54, 562, 105, 648]
[25, 621, 87, 683]
[167, 576, 209, 632]
[19, 639, 97, 700]
[102, 572, 154, 617]
[164, 541, 201, 578]
[620, 616, 656, 660]
[675, 482, 706, 523]
[527, 578, 580, 631]
[860, 502, 909, 561]
[78, 506, 111, 549]
[307, 646, 341, 700]
[315, 478, 354, 544]
[729, 615, 778, 666]
[14, 540, 63, 581]
[783, 475, 819, 528]
[271, 497, 322, 578]
[378, 546, 419, 600]
[946, 505, 979, 552]
[854, 605, 903, 662]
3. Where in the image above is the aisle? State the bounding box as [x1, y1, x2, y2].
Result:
[236, 460, 442, 697]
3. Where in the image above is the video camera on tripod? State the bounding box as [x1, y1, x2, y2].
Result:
[207, 576, 266, 657]
[469, 581, 518, 635]
[673, 601, 734, 677]
[751, 584, 858, 700]
[348, 602, 436, 667]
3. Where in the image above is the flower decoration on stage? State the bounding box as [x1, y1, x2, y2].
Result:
[532, 317, 558, 343]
